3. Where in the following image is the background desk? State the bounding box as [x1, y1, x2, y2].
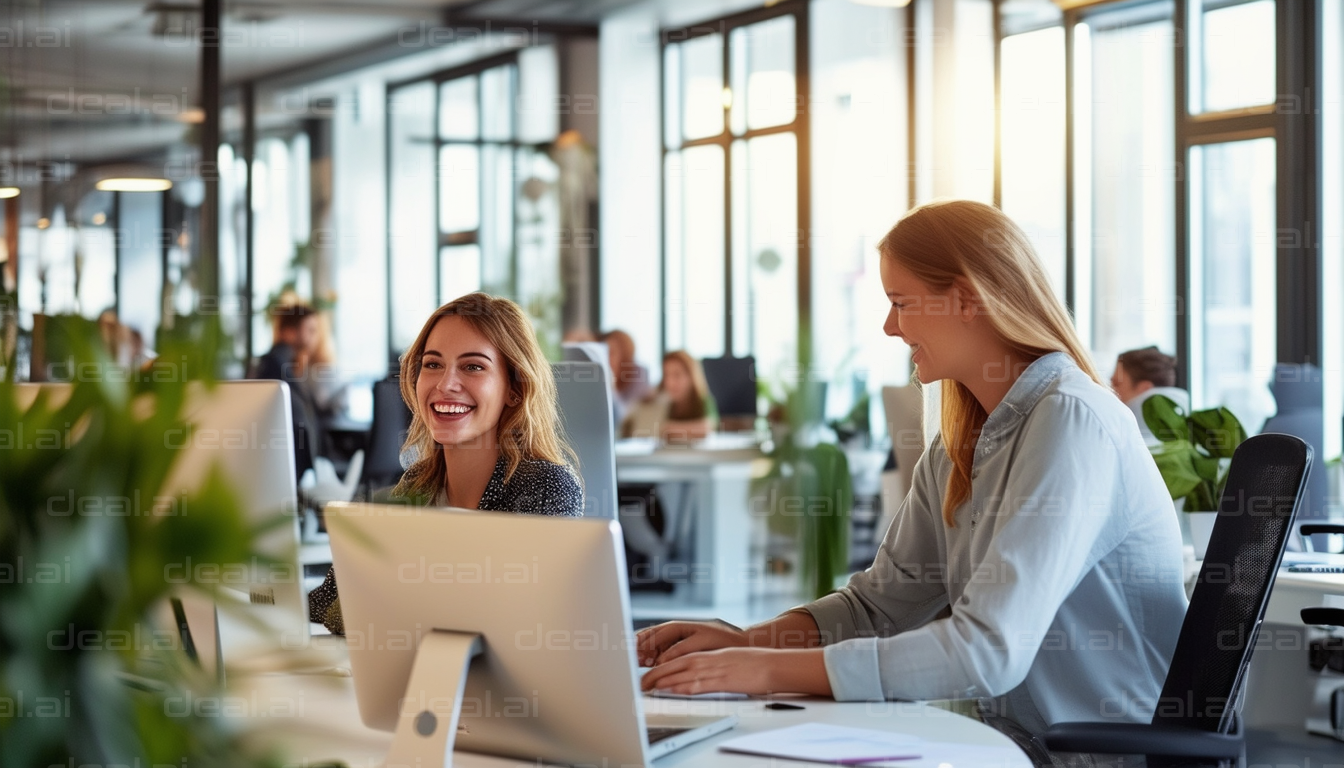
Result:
[615, 442, 768, 615]
[235, 666, 1032, 767]
[1241, 568, 1344, 733]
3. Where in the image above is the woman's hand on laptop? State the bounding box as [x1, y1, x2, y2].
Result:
[639, 648, 832, 697]
[636, 620, 747, 667]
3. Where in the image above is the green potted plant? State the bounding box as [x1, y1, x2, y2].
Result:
[1142, 394, 1248, 559]
[0, 315, 279, 767]
[754, 344, 853, 601]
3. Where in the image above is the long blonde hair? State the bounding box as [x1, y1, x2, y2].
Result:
[878, 200, 1100, 526]
[393, 293, 577, 501]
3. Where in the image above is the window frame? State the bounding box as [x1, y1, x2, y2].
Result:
[657, 0, 813, 366]
[993, 0, 1322, 396]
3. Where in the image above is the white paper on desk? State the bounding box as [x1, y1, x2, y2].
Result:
[719, 723, 924, 763]
[862, 743, 1031, 768]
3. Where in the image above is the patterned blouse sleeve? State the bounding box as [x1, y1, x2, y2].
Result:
[307, 565, 345, 635]
[524, 461, 583, 517]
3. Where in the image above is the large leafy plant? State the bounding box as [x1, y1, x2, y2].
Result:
[0, 315, 278, 767]
[1142, 394, 1247, 512]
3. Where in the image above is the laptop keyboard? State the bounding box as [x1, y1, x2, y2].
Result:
[647, 726, 688, 745]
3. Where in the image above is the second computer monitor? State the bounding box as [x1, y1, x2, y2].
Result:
[553, 359, 617, 519]
[16, 380, 306, 644]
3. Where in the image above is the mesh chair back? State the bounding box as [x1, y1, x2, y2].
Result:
[362, 377, 413, 490]
[1153, 433, 1310, 733]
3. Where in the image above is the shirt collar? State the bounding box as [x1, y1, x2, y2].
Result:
[978, 351, 1076, 440]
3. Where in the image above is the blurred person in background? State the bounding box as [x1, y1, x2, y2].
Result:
[622, 350, 718, 443]
[1111, 346, 1187, 445]
[600, 329, 651, 427]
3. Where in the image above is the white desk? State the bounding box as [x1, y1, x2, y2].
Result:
[233, 665, 1032, 768]
[1241, 568, 1344, 731]
[615, 442, 769, 611]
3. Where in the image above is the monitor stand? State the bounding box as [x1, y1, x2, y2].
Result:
[384, 630, 483, 768]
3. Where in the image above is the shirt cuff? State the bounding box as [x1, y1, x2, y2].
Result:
[822, 637, 886, 701]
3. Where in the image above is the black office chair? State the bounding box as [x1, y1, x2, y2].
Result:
[358, 377, 414, 496]
[1300, 523, 1344, 554]
[1043, 433, 1312, 767]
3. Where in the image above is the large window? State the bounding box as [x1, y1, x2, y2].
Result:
[1074, 8, 1176, 368]
[388, 80, 439, 354]
[388, 50, 562, 357]
[250, 135, 311, 359]
[994, 0, 1305, 437]
[115, 191, 164, 346]
[662, 6, 804, 382]
[1188, 0, 1276, 114]
[810, 0, 908, 424]
[1001, 26, 1066, 302]
[1188, 138, 1277, 425]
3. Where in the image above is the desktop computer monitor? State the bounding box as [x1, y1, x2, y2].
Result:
[700, 356, 757, 420]
[553, 359, 617, 519]
[15, 380, 307, 649]
[325, 502, 736, 767]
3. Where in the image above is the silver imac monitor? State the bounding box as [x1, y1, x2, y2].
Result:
[553, 359, 617, 519]
[325, 501, 736, 767]
[15, 380, 307, 650]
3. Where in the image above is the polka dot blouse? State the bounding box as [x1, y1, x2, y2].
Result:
[308, 457, 583, 634]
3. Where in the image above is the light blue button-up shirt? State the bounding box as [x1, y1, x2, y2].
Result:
[805, 352, 1188, 734]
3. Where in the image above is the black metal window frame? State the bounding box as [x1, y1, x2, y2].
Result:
[383, 49, 530, 357]
[993, 0, 1322, 390]
[657, 0, 812, 364]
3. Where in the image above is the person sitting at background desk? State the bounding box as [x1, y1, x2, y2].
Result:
[637, 200, 1187, 762]
[600, 329, 652, 427]
[252, 304, 326, 479]
[622, 350, 718, 443]
[308, 293, 583, 634]
[1110, 345, 1188, 446]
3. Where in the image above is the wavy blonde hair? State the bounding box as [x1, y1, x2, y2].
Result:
[878, 200, 1100, 526]
[392, 293, 577, 501]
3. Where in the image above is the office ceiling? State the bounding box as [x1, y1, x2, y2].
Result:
[0, 0, 638, 166]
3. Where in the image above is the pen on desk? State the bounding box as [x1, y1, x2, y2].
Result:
[764, 702, 805, 710]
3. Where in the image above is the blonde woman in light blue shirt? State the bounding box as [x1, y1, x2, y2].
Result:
[638, 200, 1188, 754]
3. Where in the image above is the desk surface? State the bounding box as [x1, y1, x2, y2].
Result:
[615, 435, 764, 465]
[235, 668, 1032, 768]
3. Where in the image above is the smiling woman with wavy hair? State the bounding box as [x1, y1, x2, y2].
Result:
[308, 292, 581, 634]
[393, 292, 578, 503]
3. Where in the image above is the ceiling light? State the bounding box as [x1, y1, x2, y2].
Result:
[177, 107, 205, 124]
[0, 187, 18, 199]
[96, 178, 173, 192]
[849, 0, 913, 7]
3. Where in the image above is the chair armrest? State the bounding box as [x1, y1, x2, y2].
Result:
[1302, 607, 1344, 627]
[1042, 722, 1243, 759]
